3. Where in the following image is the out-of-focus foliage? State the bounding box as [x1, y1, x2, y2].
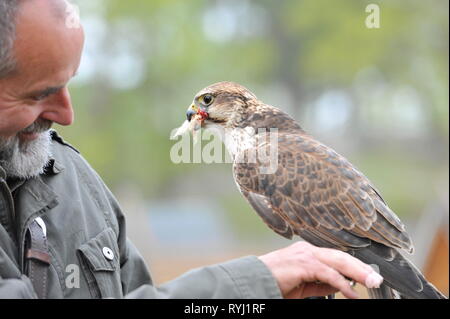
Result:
[62, 0, 448, 240]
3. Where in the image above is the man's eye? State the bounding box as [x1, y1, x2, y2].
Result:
[31, 88, 60, 101]
[32, 93, 50, 101]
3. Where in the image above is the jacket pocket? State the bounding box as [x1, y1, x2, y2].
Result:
[77, 227, 123, 298]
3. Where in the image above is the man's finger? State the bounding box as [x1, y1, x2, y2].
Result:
[314, 264, 359, 299]
[314, 248, 383, 289]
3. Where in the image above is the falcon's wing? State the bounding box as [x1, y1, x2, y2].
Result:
[233, 132, 413, 253]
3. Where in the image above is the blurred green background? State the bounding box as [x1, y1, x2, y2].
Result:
[63, 0, 448, 292]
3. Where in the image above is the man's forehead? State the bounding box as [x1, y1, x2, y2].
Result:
[12, 0, 84, 79]
[19, 0, 69, 20]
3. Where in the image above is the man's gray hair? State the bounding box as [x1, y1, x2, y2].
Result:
[0, 0, 19, 78]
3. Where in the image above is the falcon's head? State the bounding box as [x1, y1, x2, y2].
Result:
[186, 81, 258, 129]
[185, 81, 303, 134]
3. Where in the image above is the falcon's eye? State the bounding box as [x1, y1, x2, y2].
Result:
[201, 94, 214, 106]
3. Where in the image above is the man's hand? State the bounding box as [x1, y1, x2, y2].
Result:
[258, 241, 383, 299]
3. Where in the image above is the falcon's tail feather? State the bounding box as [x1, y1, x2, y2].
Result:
[354, 242, 447, 299]
[367, 284, 399, 299]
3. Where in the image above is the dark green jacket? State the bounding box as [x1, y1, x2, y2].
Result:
[0, 131, 282, 299]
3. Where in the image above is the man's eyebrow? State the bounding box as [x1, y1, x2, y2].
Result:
[28, 85, 65, 98]
[25, 71, 79, 99]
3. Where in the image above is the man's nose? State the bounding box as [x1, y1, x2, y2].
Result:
[39, 87, 74, 126]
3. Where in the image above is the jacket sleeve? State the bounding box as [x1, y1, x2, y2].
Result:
[123, 248, 282, 299]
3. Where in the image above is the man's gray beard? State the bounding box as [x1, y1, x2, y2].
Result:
[0, 122, 53, 179]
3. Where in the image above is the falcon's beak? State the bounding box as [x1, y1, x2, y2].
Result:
[186, 105, 197, 122]
[186, 104, 209, 122]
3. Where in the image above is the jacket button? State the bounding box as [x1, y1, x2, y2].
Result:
[102, 247, 114, 261]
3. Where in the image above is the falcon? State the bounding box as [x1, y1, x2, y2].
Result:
[177, 81, 446, 299]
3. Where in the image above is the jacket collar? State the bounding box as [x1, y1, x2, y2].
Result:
[43, 157, 65, 176]
[15, 175, 59, 231]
